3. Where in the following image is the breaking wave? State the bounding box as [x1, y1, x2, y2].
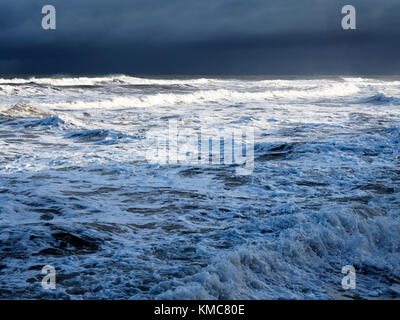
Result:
[156, 206, 400, 299]
[42, 83, 360, 110]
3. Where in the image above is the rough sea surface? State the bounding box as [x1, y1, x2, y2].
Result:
[0, 75, 399, 299]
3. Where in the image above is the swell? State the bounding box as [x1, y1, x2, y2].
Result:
[356, 93, 400, 105]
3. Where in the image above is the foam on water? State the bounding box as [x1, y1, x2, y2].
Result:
[0, 76, 399, 299]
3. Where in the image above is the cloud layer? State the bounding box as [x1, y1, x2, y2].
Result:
[0, 0, 399, 74]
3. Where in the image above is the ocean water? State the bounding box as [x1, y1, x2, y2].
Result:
[0, 75, 399, 299]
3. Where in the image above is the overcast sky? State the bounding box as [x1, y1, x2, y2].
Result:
[0, 0, 399, 75]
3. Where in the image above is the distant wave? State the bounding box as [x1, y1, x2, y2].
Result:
[0, 76, 218, 87]
[39, 83, 360, 110]
[0, 75, 367, 89]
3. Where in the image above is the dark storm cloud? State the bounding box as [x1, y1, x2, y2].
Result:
[0, 0, 399, 74]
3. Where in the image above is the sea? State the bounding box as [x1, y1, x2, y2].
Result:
[0, 75, 399, 299]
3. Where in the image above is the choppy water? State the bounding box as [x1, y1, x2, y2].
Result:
[0, 75, 399, 299]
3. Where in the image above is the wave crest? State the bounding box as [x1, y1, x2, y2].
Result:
[0, 103, 52, 117]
